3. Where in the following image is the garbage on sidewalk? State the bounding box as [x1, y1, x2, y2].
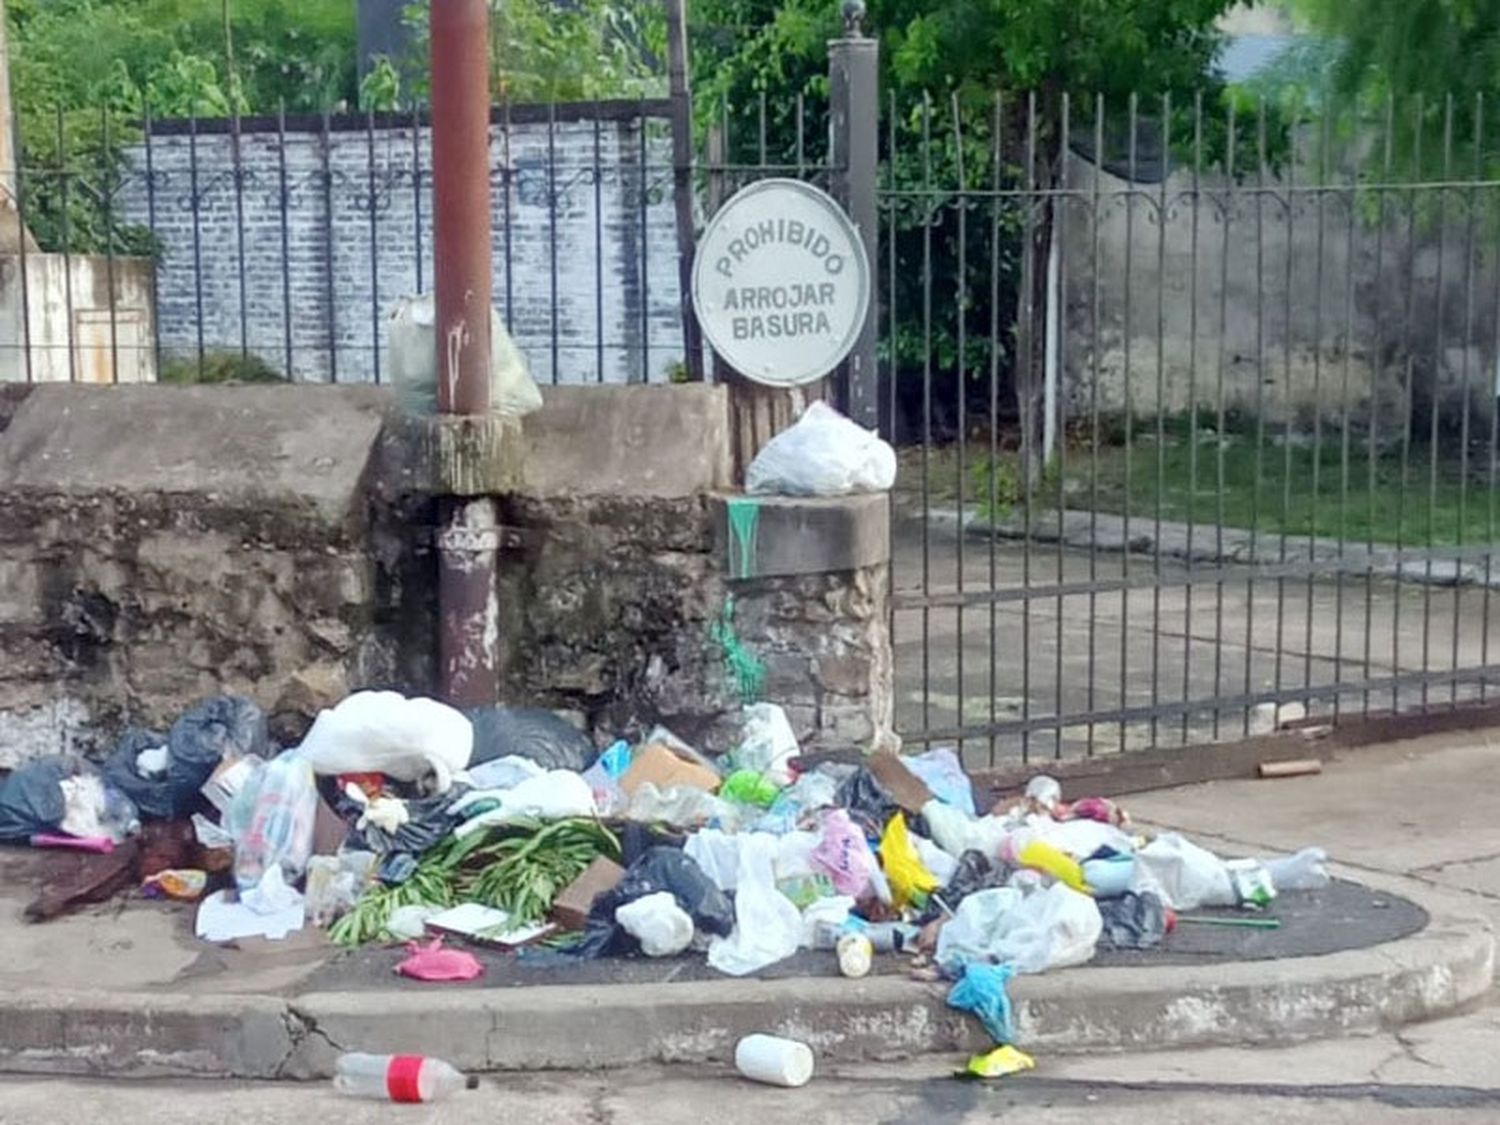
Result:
[334, 1051, 477, 1103]
[0, 685, 1342, 1082]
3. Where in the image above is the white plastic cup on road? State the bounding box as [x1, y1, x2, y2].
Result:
[734, 1034, 815, 1088]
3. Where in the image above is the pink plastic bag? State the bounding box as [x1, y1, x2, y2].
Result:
[811, 809, 878, 897]
[394, 938, 484, 982]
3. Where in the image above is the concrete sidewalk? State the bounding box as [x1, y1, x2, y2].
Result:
[0, 728, 1494, 1079]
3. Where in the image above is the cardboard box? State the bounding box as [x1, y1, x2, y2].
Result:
[619, 743, 722, 797]
[551, 855, 625, 931]
[867, 751, 935, 815]
[200, 755, 260, 814]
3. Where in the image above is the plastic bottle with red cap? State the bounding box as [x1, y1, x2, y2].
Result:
[333, 1052, 475, 1103]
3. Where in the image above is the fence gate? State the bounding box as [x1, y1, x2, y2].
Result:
[880, 88, 1500, 770]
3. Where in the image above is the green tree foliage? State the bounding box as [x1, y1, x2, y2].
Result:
[692, 0, 1238, 448]
[1290, 0, 1500, 176]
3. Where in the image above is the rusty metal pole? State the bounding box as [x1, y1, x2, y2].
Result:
[432, 0, 499, 706]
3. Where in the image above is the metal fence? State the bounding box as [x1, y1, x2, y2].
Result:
[1, 100, 684, 386]
[883, 90, 1500, 767]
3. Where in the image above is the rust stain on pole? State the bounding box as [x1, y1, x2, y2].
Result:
[433, 0, 499, 707]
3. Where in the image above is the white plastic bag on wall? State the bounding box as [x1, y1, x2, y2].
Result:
[387, 294, 544, 417]
[745, 402, 897, 496]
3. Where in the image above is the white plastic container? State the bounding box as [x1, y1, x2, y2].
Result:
[333, 1052, 472, 1103]
[836, 933, 873, 978]
[734, 1034, 815, 1088]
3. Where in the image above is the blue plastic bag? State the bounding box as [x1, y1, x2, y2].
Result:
[947, 962, 1017, 1044]
[907, 747, 977, 816]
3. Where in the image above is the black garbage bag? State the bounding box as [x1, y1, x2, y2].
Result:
[834, 766, 899, 835]
[102, 696, 269, 821]
[1098, 891, 1169, 950]
[467, 706, 597, 773]
[922, 849, 1010, 922]
[575, 846, 733, 958]
[102, 728, 171, 820]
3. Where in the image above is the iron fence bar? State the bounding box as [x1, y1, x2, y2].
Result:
[412, 102, 424, 295]
[1422, 97, 1455, 710]
[1243, 98, 1269, 738]
[1365, 97, 1395, 717]
[188, 109, 205, 379]
[1087, 94, 1103, 755]
[1393, 96, 1424, 712]
[1275, 102, 1298, 706]
[1182, 91, 1203, 743]
[639, 100, 650, 382]
[1119, 93, 1138, 753]
[142, 105, 160, 379]
[1452, 95, 1481, 707]
[1021, 90, 1039, 761]
[1054, 92, 1071, 759]
[1150, 92, 1170, 747]
[320, 107, 338, 382]
[278, 104, 294, 377]
[1213, 99, 1236, 740]
[1485, 155, 1500, 703]
[13, 100, 31, 383]
[879, 177, 1500, 199]
[1334, 97, 1357, 722]
[232, 109, 248, 361]
[904, 664, 1500, 746]
[921, 92, 933, 737]
[502, 97, 514, 332]
[367, 106, 381, 383]
[950, 92, 968, 760]
[594, 105, 604, 382]
[988, 92, 1004, 767]
[101, 107, 119, 383]
[549, 101, 560, 383]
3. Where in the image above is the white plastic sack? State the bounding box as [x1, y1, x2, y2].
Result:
[1036, 818, 1136, 860]
[1263, 846, 1331, 892]
[299, 691, 473, 794]
[745, 402, 897, 497]
[448, 770, 596, 837]
[617, 892, 695, 957]
[627, 783, 730, 828]
[684, 828, 743, 892]
[800, 895, 855, 949]
[913, 832, 960, 886]
[464, 754, 547, 792]
[1135, 833, 1236, 910]
[923, 799, 1013, 861]
[936, 883, 1102, 974]
[387, 293, 544, 418]
[734, 703, 800, 786]
[707, 835, 803, 976]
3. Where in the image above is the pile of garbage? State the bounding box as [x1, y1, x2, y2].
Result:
[0, 689, 1331, 1018]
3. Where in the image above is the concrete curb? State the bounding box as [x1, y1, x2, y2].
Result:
[0, 880, 1490, 1079]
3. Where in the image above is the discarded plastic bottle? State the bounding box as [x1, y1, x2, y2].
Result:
[333, 1052, 475, 1103]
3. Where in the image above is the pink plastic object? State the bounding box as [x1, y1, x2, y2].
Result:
[30, 834, 114, 854]
[394, 938, 484, 982]
[811, 808, 879, 897]
[1061, 797, 1129, 827]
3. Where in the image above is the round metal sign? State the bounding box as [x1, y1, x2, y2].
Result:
[691, 178, 871, 388]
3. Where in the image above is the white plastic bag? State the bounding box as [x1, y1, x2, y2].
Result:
[913, 832, 960, 886]
[906, 747, 976, 816]
[617, 891, 696, 957]
[684, 828, 744, 892]
[448, 770, 596, 837]
[1135, 833, 1236, 910]
[733, 703, 800, 786]
[800, 895, 855, 949]
[922, 799, 1013, 861]
[387, 293, 544, 418]
[745, 402, 897, 496]
[464, 755, 547, 792]
[627, 783, 730, 828]
[707, 834, 803, 976]
[936, 883, 1102, 974]
[1263, 846, 1331, 892]
[299, 691, 473, 793]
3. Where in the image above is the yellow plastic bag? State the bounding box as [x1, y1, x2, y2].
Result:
[1014, 839, 1092, 895]
[879, 812, 939, 911]
[957, 1044, 1037, 1080]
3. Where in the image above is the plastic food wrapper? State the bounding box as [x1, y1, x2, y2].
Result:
[466, 706, 597, 773]
[958, 1045, 1037, 1081]
[141, 868, 208, 901]
[947, 962, 1017, 1044]
[448, 770, 595, 837]
[937, 883, 1102, 974]
[394, 938, 484, 982]
[879, 812, 940, 910]
[732, 703, 800, 786]
[300, 691, 473, 793]
[811, 809, 880, 897]
[1097, 891, 1168, 950]
[745, 402, 897, 497]
[1263, 847, 1331, 892]
[616, 892, 695, 957]
[1135, 833, 1236, 910]
[707, 835, 803, 976]
[906, 748, 976, 816]
[228, 751, 318, 890]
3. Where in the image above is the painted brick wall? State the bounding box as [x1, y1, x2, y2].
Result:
[114, 105, 686, 385]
